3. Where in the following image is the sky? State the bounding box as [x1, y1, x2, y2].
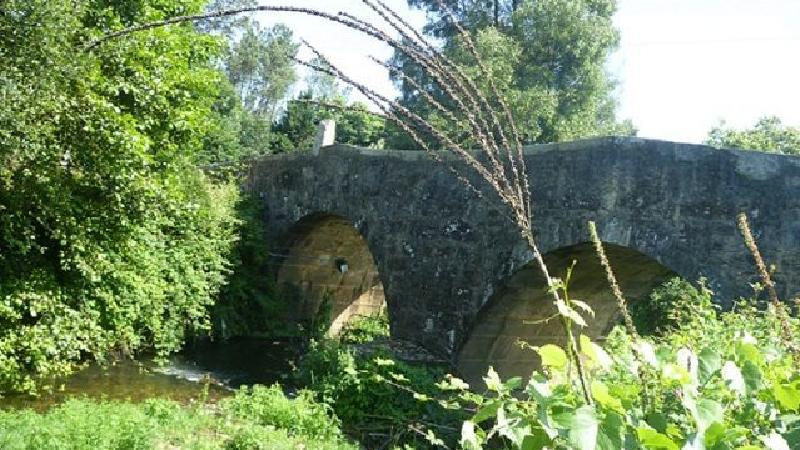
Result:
[255, 0, 800, 144]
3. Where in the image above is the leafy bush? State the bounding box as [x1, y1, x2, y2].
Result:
[211, 194, 290, 339]
[631, 277, 717, 336]
[338, 313, 390, 345]
[0, 390, 358, 450]
[0, 1, 241, 392]
[295, 319, 463, 449]
[223, 384, 342, 442]
[453, 288, 800, 449]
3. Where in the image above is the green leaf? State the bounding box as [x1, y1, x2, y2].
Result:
[537, 344, 568, 369]
[525, 372, 552, 402]
[761, 432, 791, 450]
[597, 411, 624, 450]
[774, 383, 800, 412]
[461, 420, 482, 450]
[695, 399, 724, 434]
[741, 361, 763, 392]
[568, 406, 598, 450]
[412, 392, 430, 402]
[591, 381, 624, 413]
[520, 429, 552, 450]
[698, 348, 722, 384]
[734, 342, 763, 366]
[581, 334, 612, 370]
[484, 366, 502, 392]
[556, 299, 587, 327]
[504, 376, 523, 391]
[721, 361, 745, 396]
[572, 299, 595, 317]
[636, 427, 679, 450]
[704, 422, 726, 448]
[473, 400, 501, 424]
[646, 413, 669, 434]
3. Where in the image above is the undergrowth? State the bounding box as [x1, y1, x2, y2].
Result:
[295, 314, 464, 449]
[0, 385, 357, 450]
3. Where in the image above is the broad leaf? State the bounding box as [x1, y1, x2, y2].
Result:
[636, 427, 679, 450]
[537, 344, 568, 369]
[698, 348, 722, 384]
[568, 406, 599, 450]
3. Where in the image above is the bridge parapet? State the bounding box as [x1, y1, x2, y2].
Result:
[249, 137, 800, 360]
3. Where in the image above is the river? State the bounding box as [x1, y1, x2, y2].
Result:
[0, 338, 299, 411]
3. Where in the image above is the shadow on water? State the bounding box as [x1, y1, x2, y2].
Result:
[0, 337, 300, 412]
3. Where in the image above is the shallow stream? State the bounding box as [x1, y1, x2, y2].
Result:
[0, 338, 298, 411]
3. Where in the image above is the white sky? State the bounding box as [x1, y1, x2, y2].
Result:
[256, 0, 800, 144]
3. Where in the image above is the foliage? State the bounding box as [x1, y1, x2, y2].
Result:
[0, 388, 357, 450]
[631, 277, 717, 336]
[338, 313, 391, 345]
[392, 0, 634, 148]
[706, 116, 800, 155]
[223, 22, 297, 119]
[224, 384, 344, 442]
[198, 11, 300, 164]
[271, 91, 387, 152]
[0, 0, 239, 392]
[210, 193, 293, 338]
[295, 316, 463, 449]
[451, 284, 800, 449]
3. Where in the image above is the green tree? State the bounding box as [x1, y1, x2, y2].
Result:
[271, 92, 386, 152]
[225, 22, 298, 118]
[0, 0, 239, 392]
[706, 116, 800, 155]
[392, 0, 633, 148]
[271, 59, 385, 152]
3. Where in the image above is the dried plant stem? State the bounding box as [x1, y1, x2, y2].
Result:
[433, 0, 530, 218]
[587, 221, 653, 411]
[737, 213, 799, 360]
[587, 221, 638, 338]
[737, 213, 779, 304]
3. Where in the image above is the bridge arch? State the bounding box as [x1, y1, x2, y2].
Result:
[275, 212, 387, 336]
[457, 241, 677, 388]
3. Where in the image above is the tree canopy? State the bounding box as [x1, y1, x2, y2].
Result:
[390, 0, 633, 149]
[706, 116, 800, 155]
[0, 0, 239, 391]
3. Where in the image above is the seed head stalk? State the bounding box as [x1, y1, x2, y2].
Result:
[588, 221, 654, 411]
[737, 213, 799, 361]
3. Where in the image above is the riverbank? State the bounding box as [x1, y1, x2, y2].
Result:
[0, 385, 358, 450]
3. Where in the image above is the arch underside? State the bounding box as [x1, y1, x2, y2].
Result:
[457, 242, 676, 388]
[276, 214, 386, 336]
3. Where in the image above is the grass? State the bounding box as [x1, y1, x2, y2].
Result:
[0, 385, 357, 450]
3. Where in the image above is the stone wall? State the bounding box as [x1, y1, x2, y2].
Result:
[247, 137, 800, 361]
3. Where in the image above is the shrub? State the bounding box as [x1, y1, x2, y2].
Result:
[223, 384, 342, 442]
[0, 393, 358, 450]
[455, 291, 800, 449]
[295, 331, 463, 448]
[211, 194, 289, 339]
[0, 0, 240, 392]
[631, 277, 717, 336]
[338, 313, 390, 345]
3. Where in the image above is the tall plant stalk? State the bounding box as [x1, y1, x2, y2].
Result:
[87, 1, 593, 404]
[737, 213, 799, 361]
[588, 221, 652, 412]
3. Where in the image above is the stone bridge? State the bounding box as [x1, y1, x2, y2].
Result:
[247, 137, 800, 383]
